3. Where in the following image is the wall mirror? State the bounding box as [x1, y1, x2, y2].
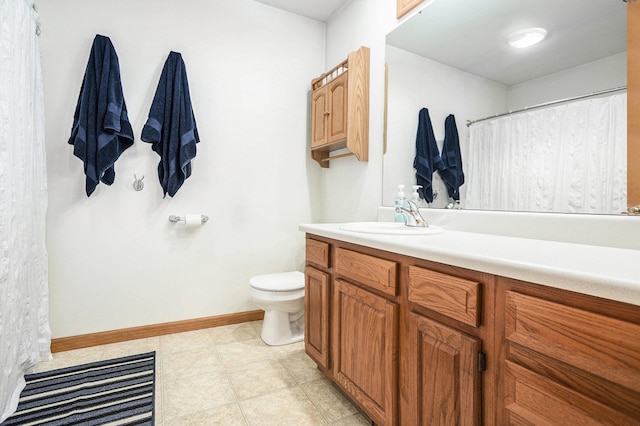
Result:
[383, 0, 629, 214]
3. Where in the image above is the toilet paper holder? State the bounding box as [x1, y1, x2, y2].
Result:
[168, 214, 209, 224]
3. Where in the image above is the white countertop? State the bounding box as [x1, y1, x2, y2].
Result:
[300, 223, 640, 307]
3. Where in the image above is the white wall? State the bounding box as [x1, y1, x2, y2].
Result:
[317, 0, 397, 222]
[37, 0, 325, 338]
[507, 53, 627, 110]
[382, 46, 507, 207]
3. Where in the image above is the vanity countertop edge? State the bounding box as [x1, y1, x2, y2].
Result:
[299, 223, 640, 307]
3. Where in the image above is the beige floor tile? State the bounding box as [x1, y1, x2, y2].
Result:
[36, 322, 364, 425]
[329, 412, 371, 425]
[154, 383, 164, 425]
[279, 350, 325, 384]
[301, 379, 360, 422]
[268, 339, 305, 359]
[100, 336, 161, 360]
[227, 359, 297, 400]
[165, 402, 247, 425]
[216, 337, 275, 368]
[161, 329, 214, 354]
[240, 387, 327, 425]
[35, 345, 104, 372]
[163, 370, 236, 421]
[208, 322, 259, 344]
[249, 320, 263, 335]
[162, 346, 223, 382]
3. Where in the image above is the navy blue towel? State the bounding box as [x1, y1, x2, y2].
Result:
[413, 108, 443, 203]
[438, 114, 465, 200]
[68, 34, 134, 196]
[141, 51, 199, 198]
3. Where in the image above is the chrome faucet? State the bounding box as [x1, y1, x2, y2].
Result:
[396, 199, 429, 227]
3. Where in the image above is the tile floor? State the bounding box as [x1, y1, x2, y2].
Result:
[35, 321, 371, 425]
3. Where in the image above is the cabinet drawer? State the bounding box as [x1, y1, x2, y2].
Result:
[306, 238, 330, 268]
[408, 266, 481, 327]
[505, 291, 640, 394]
[335, 248, 397, 296]
[504, 361, 636, 425]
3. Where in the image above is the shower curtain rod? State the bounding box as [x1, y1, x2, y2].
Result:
[465, 85, 627, 127]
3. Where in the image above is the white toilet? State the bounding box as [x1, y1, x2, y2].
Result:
[249, 271, 305, 346]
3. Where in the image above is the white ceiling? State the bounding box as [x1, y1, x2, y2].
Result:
[252, 0, 350, 22]
[386, 0, 627, 86]
[251, 0, 627, 86]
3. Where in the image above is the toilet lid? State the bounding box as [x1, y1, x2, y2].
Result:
[249, 271, 304, 292]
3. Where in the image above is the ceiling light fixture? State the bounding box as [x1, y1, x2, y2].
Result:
[508, 27, 547, 49]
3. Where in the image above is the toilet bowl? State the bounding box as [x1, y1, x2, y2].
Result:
[249, 271, 305, 346]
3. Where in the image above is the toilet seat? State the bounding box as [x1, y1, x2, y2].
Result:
[249, 271, 304, 292]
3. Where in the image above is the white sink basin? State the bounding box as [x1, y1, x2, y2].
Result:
[339, 222, 444, 235]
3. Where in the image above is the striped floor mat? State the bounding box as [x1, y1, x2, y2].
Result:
[1, 352, 155, 426]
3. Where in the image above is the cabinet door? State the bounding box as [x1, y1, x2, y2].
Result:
[409, 313, 481, 426]
[333, 279, 398, 425]
[304, 266, 330, 369]
[310, 88, 328, 148]
[327, 72, 348, 144]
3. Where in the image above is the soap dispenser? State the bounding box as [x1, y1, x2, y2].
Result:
[411, 185, 423, 207]
[394, 185, 408, 223]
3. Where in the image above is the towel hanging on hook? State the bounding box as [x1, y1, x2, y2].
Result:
[141, 52, 200, 198]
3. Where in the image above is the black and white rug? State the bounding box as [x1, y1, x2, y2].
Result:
[1, 351, 155, 426]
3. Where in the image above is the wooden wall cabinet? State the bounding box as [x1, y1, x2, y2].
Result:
[397, 0, 423, 18]
[310, 46, 369, 168]
[311, 73, 347, 149]
[305, 234, 640, 425]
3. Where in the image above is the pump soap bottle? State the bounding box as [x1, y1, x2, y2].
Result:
[411, 185, 423, 207]
[394, 185, 408, 223]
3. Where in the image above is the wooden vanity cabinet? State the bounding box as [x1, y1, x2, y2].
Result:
[496, 277, 640, 425]
[304, 235, 640, 424]
[305, 237, 400, 425]
[403, 264, 494, 426]
[407, 314, 481, 425]
[333, 247, 399, 425]
[333, 278, 398, 425]
[304, 266, 330, 369]
[304, 236, 491, 425]
[304, 239, 331, 370]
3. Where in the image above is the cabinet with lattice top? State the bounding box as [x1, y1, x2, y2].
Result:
[310, 46, 369, 168]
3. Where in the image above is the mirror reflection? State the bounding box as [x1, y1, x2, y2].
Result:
[384, 0, 627, 214]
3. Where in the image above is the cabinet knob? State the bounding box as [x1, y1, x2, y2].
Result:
[324, 111, 330, 116]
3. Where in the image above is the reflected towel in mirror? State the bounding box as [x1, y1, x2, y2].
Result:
[413, 108, 443, 202]
[437, 114, 465, 201]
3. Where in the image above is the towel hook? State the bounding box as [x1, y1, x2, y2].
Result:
[133, 174, 145, 191]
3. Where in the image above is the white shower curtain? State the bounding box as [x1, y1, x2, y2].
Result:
[465, 93, 627, 214]
[0, 0, 51, 421]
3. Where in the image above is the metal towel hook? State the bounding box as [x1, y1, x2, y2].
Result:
[133, 174, 145, 191]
